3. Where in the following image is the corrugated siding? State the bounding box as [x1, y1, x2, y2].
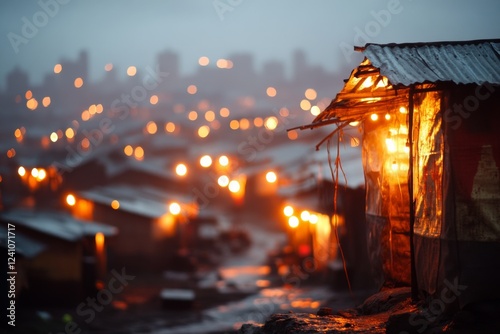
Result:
[364, 40, 500, 86]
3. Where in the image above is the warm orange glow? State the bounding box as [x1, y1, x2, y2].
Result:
[217, 59, 231, 69]
[96, 104, 103, 113]
[66, 194, 76, 206]
[74, 77, 83, 88]
[187, 85, 197, 94]
[288, 216, 299, 228]
[104, 63, 113, 71]
[385, 138, 397, 153]
[156, 214, 176, 238]
[81, 138, 90, 150]
[18, 166, 26, 177]
[219, 155, 229, 166]
[266, 87, 277, 97]
[165, 122, 176, 133]
[42, 96, 51, 107]
[65, 128, 75, 139]
[300, 99, 311, 111]
[305, 88, 317, 100]
[81, 110, 90, 121]
[218, 175, 229, 187]
[200, 155, 212, 168]
[198, 125, 210, 138]
[205, 110, 215, 122]
[169, 202, 181, 215]
[309, 214, 318, 224]
[37, 168, 46, 181]
[385, 113, 391, 120]
[175, 163, 187, 176]
[219, 107, 230, 117]
[150, 95, 158, 105]
[95, 232, 105, 251]
[54, 64, 62, 74]
[126, 66, 137, 76]
[25, 90, 32, 99]
[89, 104, 97, 115]
[14, 128, 22, 139]
[254, 117, 263, 127]
[188, 111, 198, 121]
[228, 180, 240, 193]
[124, 145, 133, 156]
[111, 200, 120, 210]
[134, 146, 144, 160]
[399, 106, 408, 114]
[26, 98, 38, 110]
[360, 76, 373, 89]
[287, 130, 298, 140]
[349, 121, 360, 127]
[370, 114, 379, 121]
[266, 171, 277, 183]
[376, 77, 389, 88]
[264, 117, 278, 130]
[41, 136, 50, 149]
[6, 149, 16, 159]
[146, 121, 157, 134]
[300, 210, 311, 221]
[239, 118, 250, 130]
[310, 105, 321, 116]
[399, 125, 409, 135]
[256, 280, 271, 288]
[284, 205, 294, 217]
[198, 56, 209, 66]
[229, 120, 239, 130]
[31, 168, 39, 178]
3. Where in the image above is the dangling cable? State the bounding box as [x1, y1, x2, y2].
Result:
[327, 130, 352, 295]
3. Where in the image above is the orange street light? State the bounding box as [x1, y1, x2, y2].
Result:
[265, 171, 277, 183]
[288, 216, 299, 228]
[175, 163, 187, 176]
[283, 205, 294, 217]
[169, 202, 181, 215]
[66, 194, 76, 206]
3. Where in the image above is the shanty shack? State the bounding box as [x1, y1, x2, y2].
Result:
[301, 39, 500, 309]
[71, 183, 196, 272]
[0, 209, 116, 306]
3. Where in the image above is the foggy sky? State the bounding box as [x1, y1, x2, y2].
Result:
[1, 0, 499, 89]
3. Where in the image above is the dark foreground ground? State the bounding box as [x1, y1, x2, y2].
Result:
[239, 287, 500, 334]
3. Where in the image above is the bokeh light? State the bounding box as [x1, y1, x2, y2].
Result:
[175, 163, 187, 176]
[200, 155, 212, 167]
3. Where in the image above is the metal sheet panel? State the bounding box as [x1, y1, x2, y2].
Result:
[362, 107, 411, 286]
[364, 40, 500, 86]
[413, 91, 444, 238]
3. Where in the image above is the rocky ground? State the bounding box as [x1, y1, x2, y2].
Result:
[238, 287, 500, 334]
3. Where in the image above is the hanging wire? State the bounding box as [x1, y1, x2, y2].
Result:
[326, 128, 352, 295]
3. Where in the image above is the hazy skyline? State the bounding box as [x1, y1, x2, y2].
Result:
[1, 0, 499, 89]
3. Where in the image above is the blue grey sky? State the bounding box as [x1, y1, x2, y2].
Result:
[1, 0, 499, 88]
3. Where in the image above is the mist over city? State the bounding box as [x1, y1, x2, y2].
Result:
[1, 1, 500, 333]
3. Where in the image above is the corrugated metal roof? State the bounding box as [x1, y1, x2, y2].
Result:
[363, 39, 500, 86]
[0, 226, 46, 258]
[78, 184, 193, 219]
[0, 210, 117, 242]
